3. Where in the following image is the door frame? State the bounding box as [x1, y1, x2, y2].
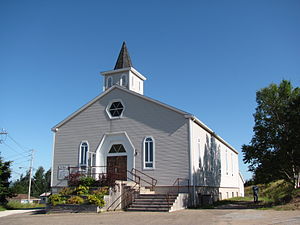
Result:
[95, 132, 135, 178]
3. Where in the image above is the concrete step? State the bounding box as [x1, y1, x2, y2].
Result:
[126, 193, 179, 212]
[126, 207, 170, 212]
[131, 204, 173, 208]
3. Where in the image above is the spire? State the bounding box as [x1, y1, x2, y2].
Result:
[114, 41, 133, 70]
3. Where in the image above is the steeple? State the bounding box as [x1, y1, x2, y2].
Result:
[101, 42, 146, 95]
[114, 41, 133, 70]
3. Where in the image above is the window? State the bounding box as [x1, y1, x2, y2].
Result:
[231, 153, 234, 176]
[109, 144, 126, 153]
[107, 77, 113, 88]
[121, 75, 127, 86]
[79, 142, 89, 166]
[143, 137, 155, 169]
[197, 139, 201, 168]
[225, 150, 228, 175]
[107, 101, 124, 118]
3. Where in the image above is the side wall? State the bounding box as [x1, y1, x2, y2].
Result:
[190, 121, 242, 199]
[52, 88, 189, 189]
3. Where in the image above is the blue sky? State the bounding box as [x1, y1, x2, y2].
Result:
[0, 0, 299, 181]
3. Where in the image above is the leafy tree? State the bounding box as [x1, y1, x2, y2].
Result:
[0, 156, 14, 204]
[242, 80, 300, 187]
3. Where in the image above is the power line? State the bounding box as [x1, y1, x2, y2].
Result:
[7, 134, 29, 153]
[3, 142, 28, 157]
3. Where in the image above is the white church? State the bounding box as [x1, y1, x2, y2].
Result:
[51, 42, 244, 211]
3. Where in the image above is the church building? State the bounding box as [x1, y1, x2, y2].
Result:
[51, 42, 244, 208]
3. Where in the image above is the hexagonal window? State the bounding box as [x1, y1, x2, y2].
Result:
[107, 101, 124, 118]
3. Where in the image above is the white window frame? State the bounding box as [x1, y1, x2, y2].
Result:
[107, 76, 113, 88]
[105, 99, 125, 119]
[107, 143, 127, 157]
[79, 141, 89, 167]
[143, 136, 155, 170]
[231, 153, 234, 176]
[120, 74, 127, 87]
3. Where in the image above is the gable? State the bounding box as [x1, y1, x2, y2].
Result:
[52, 85, 191, 131]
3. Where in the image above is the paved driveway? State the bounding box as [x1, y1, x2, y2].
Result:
[0, 209, 299, 225]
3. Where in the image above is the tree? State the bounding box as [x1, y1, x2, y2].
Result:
[11, 167, 51, 197]
[0, 156, 14, 204]
[10, 172, 30, 195]
[242, 80, 300, 187]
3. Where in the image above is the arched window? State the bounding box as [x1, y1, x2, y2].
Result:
[143, 137, 155, 169]
[121, 75, 127, 86]
[79, 142, 89, 166]
[107, 77, 113, 88]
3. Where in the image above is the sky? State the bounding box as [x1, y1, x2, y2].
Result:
[0, 0, 299, 181]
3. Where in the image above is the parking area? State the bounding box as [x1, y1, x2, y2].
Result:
[0, 209, 299, 225]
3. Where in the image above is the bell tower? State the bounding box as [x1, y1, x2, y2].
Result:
[101, 42, 146, 95]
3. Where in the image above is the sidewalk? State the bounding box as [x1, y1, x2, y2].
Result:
[0, 209, 38, 218]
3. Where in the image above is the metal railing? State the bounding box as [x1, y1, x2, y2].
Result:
[131, 168, 157, 190]
[106, 170, 141, 211]
[107, 168, 158, 211]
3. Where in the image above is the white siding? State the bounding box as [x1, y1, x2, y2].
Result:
[190, 121, 241, 195]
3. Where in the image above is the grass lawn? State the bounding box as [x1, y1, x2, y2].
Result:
[209, 180, 300, 210]
[5, 201, 45, 210]
[0, 205, 6, 211]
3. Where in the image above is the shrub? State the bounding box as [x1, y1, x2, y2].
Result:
[87, 194, 105, 207]
[92, 187, 109, 197]
[79, 177, 96, 187]
[68, 173, 83, 187]
[75, 185, 89, 196]
[49, 194, 65, 206]
[59, 187, 74, 196]
[66, 196, 84, 205]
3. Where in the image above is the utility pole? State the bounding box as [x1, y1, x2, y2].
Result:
[28, 149, 34, 202]
[0, 128, 7, 144]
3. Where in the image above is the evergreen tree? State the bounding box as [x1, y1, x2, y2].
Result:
[0, 156, 14, 204]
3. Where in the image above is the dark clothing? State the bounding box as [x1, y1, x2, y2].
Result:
[252, 186, 259, 203]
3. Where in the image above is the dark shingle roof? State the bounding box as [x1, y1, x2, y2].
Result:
[114, 41, 133, 69]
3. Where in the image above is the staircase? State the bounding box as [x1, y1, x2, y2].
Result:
[127, 193, 178, 212]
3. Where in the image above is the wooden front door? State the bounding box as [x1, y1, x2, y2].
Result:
[107, 156, 127, 180]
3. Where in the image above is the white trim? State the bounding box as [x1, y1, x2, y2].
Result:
[52, 85, 190, 131]
[120, 74, 127, 87]
[79, 141, 89, 166]
[225, 149, 228, 175]
[105, 99, 125, 119]
[101, 67, 146, 81]
[107, 143, 127, 156]
[143, 136, 155, 170]
[50, 132, 56, 187]
[51, 85, 238, 156]
[107, 76, 113, 88]
[95, 131, 135, 176]
[187, 115, 238, 154]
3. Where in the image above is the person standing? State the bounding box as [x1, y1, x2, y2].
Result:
[252, 185, 259, 203]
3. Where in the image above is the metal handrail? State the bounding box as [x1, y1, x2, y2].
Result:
[106, 170, 141, 211]
[131, 168, 157, 189]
